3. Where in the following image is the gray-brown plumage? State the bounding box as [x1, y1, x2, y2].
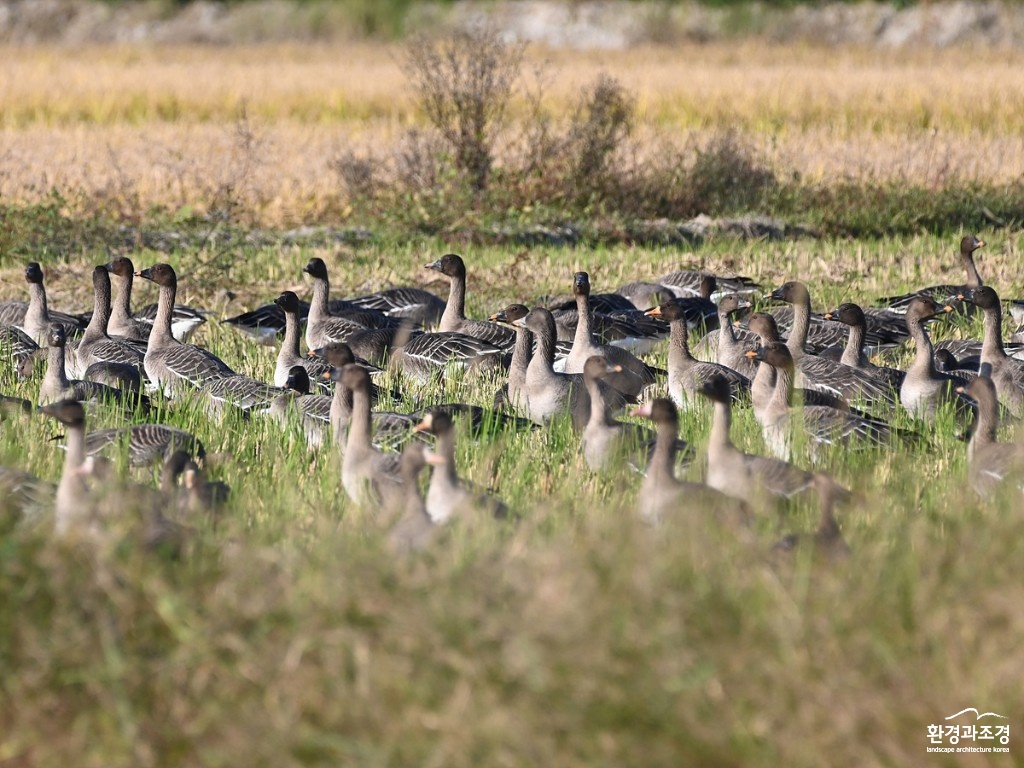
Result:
[632, 398, 748, 527]
[772, 472, 851, 562]
[268, 365, 330, 448]
[693, 294, 758, 377]
[107, 255, 206, 342]
[700, 374, 816, 504]
[274, 290, 331, 391]
[84, 423, 205, 467]
[339, 364, 403, 507]
[386, 443, 436, 554]
[957, 375, 1024, 497]
[2, 262, 86, 344]
[900, 296, 972, 420]
[75, 266, 147, 375]
[823, 302, 905, 391]
[39, 400, 93, 536]
[877, 234, 985, 314]
[646, 299, 749, 410]
[959, 286, 1024, 417]
[414, 410, 507, 523]
[490, 303, 532, 412]
[40, 323, 148, 411]
[427, 253, 516, 350]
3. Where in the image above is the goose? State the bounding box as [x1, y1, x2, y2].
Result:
[388, 329, 505, 383]
[106, 256, 206, 342]
[40, 323, 148, 411]
[39, 400, 93, 536]
[934, 348, 979, 379]
[490, 303, 532, 411]
[956, 376, 1024, 497]
[338, 364, 403, 507]
[632, 398, 749, 527]
[268, 365, 330, 448]
[348, 286, 446, 327]
[386, 443, 436, 554]
[426, 253, 516, 350]
[549, 286, 670, 353]
[877, 234, 985, 314]
[301, 257, 403, 350]
[322, 365, 417, 453]
[515, 307, 624, 429]
[958, 286, 1024, 417]
[2, 262, 87, 343]
[0, 394, 33, 419]
[180, 458, 231, 521]
[204, 374, 286, 415]
[692, 294, 757, 377]
[645, 298, 750, 410]
[772, 472, 851, 562]
[82, 360, 145, 394]
[900, 296, 973, 420]
[768, 281, 897, 408]
[561, 272, 660, 399]
[822, 302, 905, 391]
[413, 410, 508, 523]
[749, 343, 902, 460]
[766, 304, 907, 356]
[0, 464, 53, 523]
[83, 422, 205, 467]
[581, 356, 679, 471]
[0, 323, 40, 377]
[135, 263, 235, 394]
[656, 269, 761, 301]
[700, 374, 816, 504]
[274, 290, 332, 391]
[76, 266, 146, 376]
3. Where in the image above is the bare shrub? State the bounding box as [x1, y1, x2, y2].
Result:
[687, 130, 778, 213]
[331, 149, 379, 200]
[403, 27, 524, 192]
[566, 75, 635, 198]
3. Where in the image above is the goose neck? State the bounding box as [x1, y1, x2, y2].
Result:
[980, 304, 1007, 363]
[151, 283, 178, 345]
[787, 298, 811, 358]
[44, 343, 69, 389]
[110, 273, 134, 327]
[309, 277, 330, 326]
[440, 274, 467, 330]
[573, 293, 593, 348]
[841, 322, 867, 367]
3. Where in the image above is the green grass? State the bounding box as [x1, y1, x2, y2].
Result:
[1, 233, 1023, 766]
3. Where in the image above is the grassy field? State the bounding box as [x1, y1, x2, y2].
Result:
[1, 234, 1023, 766]
[1, 37, 1023, 767]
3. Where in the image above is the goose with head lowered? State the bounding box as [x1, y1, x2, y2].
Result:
[426, 253, 516, 350]
[958, 286, 1024, 417]
[956, 374, 1024, 498]
[632, 397, 749, 528]
[646, 297, 750, 410]
[135, 263, 235, 395]
[700, 373, 818, 505]
[561, 271, 660, 400]
[106, 256, 207, 343]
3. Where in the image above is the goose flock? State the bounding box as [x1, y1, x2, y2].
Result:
[1, 237, 1023, 557]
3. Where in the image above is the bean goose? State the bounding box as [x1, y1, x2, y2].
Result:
[749, 343, 902, 460]
[645, 299, 750, 410]
[275, 290, 333, 391]
[106, 256, 207, 342]
[900, 297, 973, 420]
[40, 323, 148, 411]
[204, 374, 286, 414]
[692, 294, 757, 376]
[348, 286, 446, 328]
[2, 262, 86, 344]
[1, 324, 40, 377]
[958, 286, 1024, 417]
[136, 264, 235, 394]
[300, 258, 402, 350]
[956, 376, 1024, 497]
[562, 272, 659, 399]
[877, 234, 985, 314]
[388, 328, 505, 383]
[772, 472, 851, 562]
[822, 303, 905, 391]
[83, 423, 205, 467]
[632, 398, 749, 527]
[700, 374, 816, 503]
[413, 410, 508, 523]
[268, 366, 330, 448]
[769, 281, 897, 408]
[490, 303, 532, 411]
[39, 400, 93, 536]
[427, 253, 516, 350]
[76, 266, 146, 376]
[322, 366, 417, 452]
[386, 443, 436, 554]
[338, 364, 403, 507]
[656, 269, 761, 300]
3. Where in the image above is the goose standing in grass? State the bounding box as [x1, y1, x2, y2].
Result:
[692, 294, 757, 375]
[769, 281, 897, 408]
[877, 234, 985, 314]
[772, 472, 851, 562]
[581, 356, 675, 470]
[84, 422, 205, 467]
[274, 291, 332, 390]
[339, 364, 403, 507]
[387, 443, 436, 554]
[268, 366, 330, 449]
[388, 327, 505, 382]
[561, 272, 659, 399]
[40, 323, 148, 411]
[645, 298, 749, 410]
[136, 263, 235, 394]
[700, 374, 817, 504]
[632, 398, 748, 527]
[656, 269, 761, 300]
[322, 365, 416, 452]
[203, 373, 286, 415]
[107, 256, 207, 342]
[414, 410, 507, 523]
[348, 286, 446, 328]
[490, 303, 532, 411]
[748, 343, 902, 460]
[957, 376, 1024, 497]
[899, 296, 973, 420]
[958, 286, 1024, 417]
[40, 400, 93, 536]
[76, 266, 146, 376]
[426, 253, 516, 350]
[300, 257, 402, 350]
[1, 262, 86, 344]
[822, 302, 905, 391]
[1, 324, 41, 379]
